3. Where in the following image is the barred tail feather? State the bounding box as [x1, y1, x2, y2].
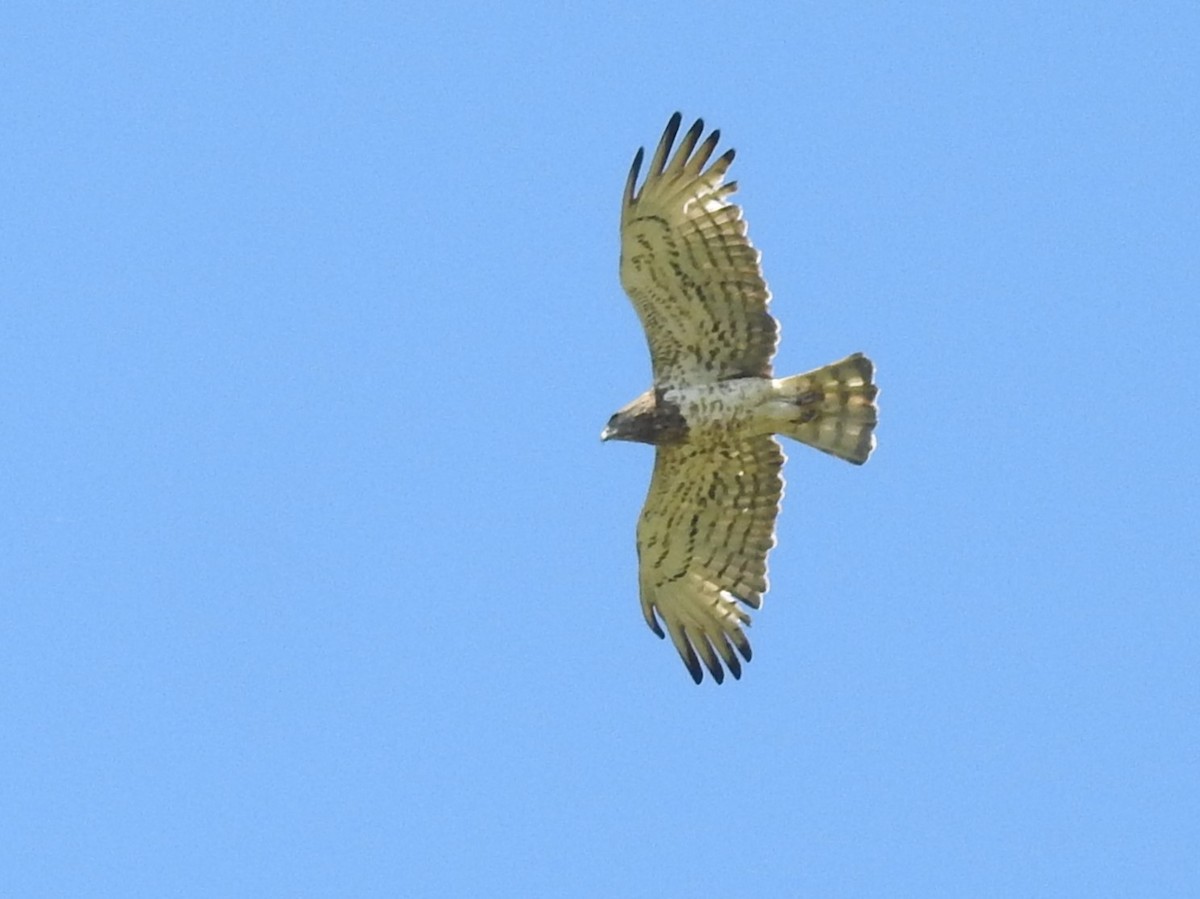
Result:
[774, 353, 878, 464]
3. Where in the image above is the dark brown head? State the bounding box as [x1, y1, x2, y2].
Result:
[601, 389, 688, 446]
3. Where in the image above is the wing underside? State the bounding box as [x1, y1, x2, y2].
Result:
[620, 113, 778, 386]
[636, 435, 784, 683]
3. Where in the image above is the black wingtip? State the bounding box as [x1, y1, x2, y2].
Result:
[699, 638, 725, 684]
[624, 146, 645, 205]
[733, 633, 753, 663]
[681, 641, 703, 684]
[652, 113, 684, 175]
[723, 640, 743, 680]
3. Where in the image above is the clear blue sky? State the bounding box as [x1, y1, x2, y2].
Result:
[4, 3, 1197, 896]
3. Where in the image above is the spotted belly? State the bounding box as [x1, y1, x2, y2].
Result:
[663, 379, 776, 439]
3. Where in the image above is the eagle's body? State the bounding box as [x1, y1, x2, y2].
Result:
[610, 379, 777, 447]
[603, 113, 879, 684]
[667, 379, 778, 438]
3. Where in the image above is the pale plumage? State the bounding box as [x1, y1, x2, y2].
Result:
[604, 113, 879, 683]
[619, 114, 777, 385]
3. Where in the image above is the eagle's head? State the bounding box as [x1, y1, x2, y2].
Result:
[600, 410, 633, 443]
[601, 389, 687, 446]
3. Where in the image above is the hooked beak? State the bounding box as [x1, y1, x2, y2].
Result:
[600, 425, 615, 442]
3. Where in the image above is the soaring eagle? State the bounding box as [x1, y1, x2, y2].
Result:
[602, 113, 878, 684]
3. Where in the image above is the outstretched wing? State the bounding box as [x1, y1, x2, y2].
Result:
[620, 113, 778, 388]
[636, 435, 784, 683]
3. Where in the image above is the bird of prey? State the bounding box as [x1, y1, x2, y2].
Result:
[602, 113, 878, 684]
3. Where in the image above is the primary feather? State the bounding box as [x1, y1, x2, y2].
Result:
[606, 114, 879, 683]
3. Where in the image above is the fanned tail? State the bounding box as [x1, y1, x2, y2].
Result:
[774, 353, 878, 464]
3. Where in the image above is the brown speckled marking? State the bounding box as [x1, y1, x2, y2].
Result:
[608, 113, 879, 684]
